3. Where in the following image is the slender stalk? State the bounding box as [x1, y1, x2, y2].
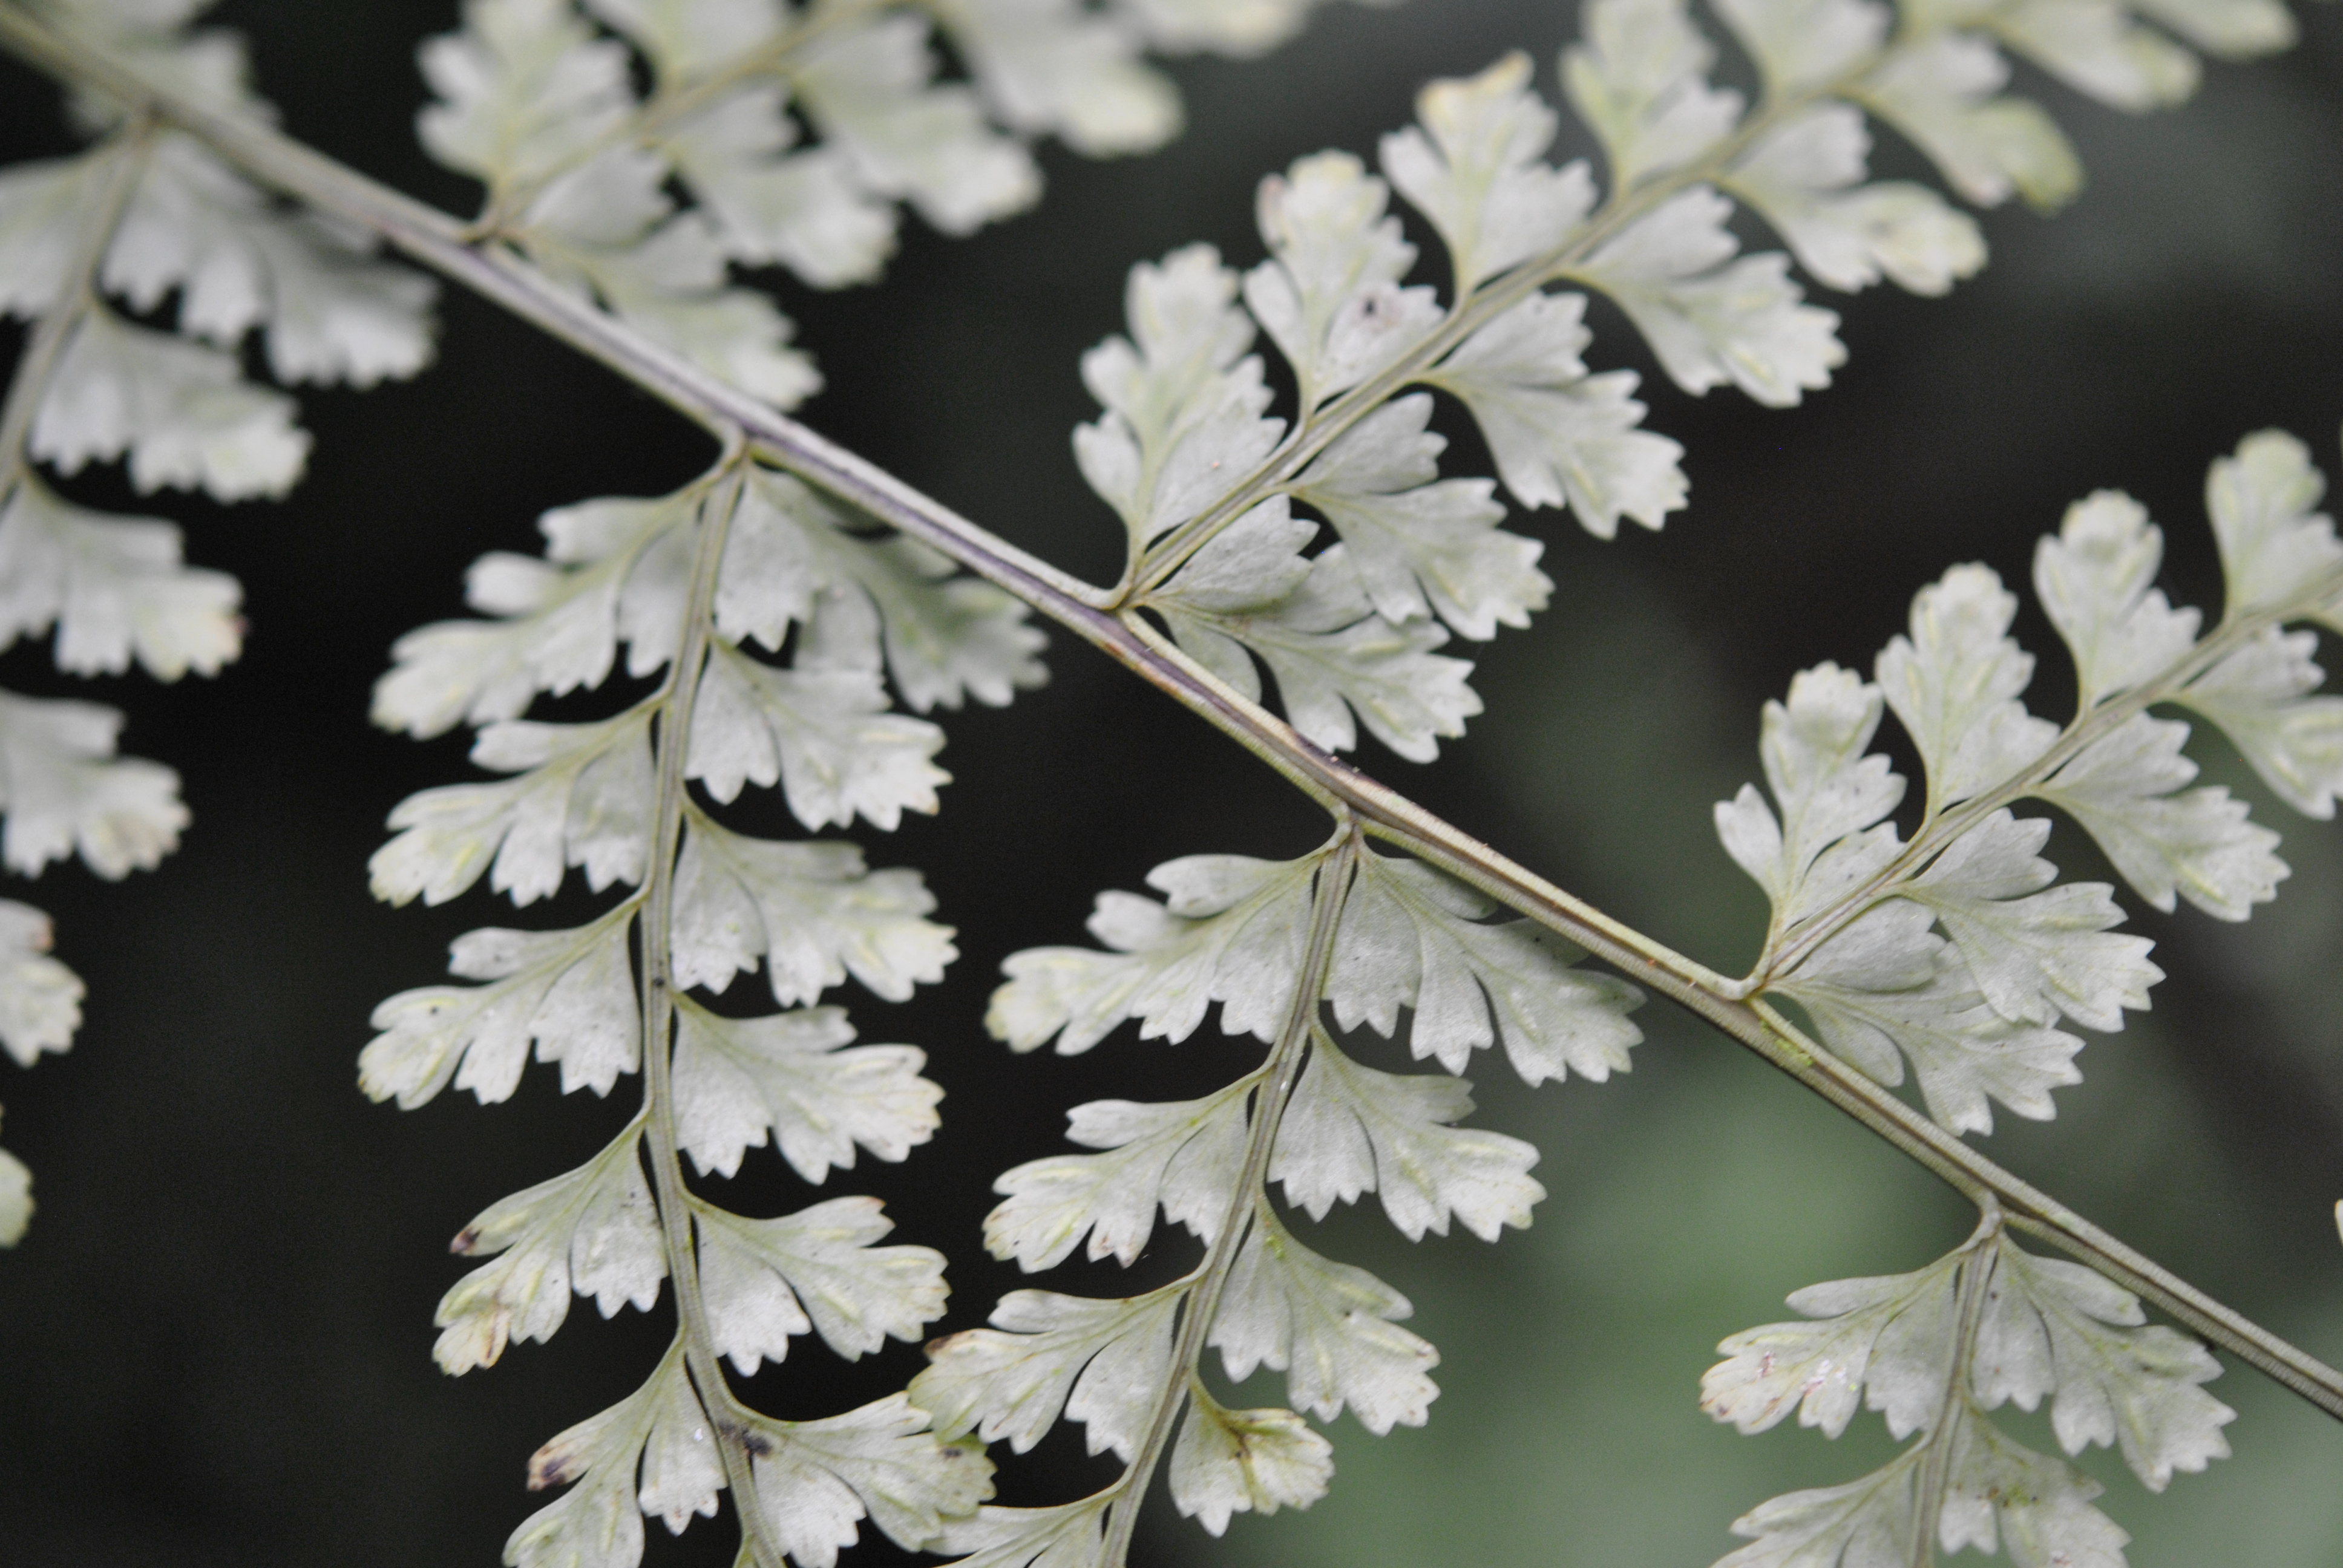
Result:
[5, 0, 2338, 1426]
[629, 453, 791, 1568]
[1911, 1200, 2003, 1568]
[0, 114, 150, 498]
[1095, 829, 1362, 1568]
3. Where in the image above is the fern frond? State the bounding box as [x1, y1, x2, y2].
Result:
[1718, 430, 2341, 1138]
[924, 830, 1642, 1560]
[364, 448, 1041, 1567]
[0, 0, 436, 1244]
[1075, 0, 2291, 765]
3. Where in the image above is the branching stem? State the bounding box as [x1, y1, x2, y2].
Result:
[629, 449, 789, 1568]
[6, 0, 2337, 1431]
[1912, 1200, 2004, 1567]
[1096, 828, 1361, 1568]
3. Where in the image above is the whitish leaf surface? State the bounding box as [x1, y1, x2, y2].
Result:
[1210, 1208, 1438, 1433]
[1422, 291, 1687, 536]
[1702, 1250, 1962, 1441]
[0, 688, 185, 878]
[718, 470, 1046, 711]
[1562, 0, 1743, 189]
[435, 1122, 664, 1373]
[1774, 901, 2085, 1134]
[2204, 428, 2342, 621]
[987, 1083, 1250, 1270]
[1725, 103, 1985, 296]
[419, 0, 635, 191]
[696, 1195, 947, 1373]
[1715, 1448, 1920, 1568]
[0, 155, 97, 318]
[1168, 1388, 1333, 1535]
[106, 136, 436, 387]
[660, 88, 897, 288]
[689, 641, 948, 830]
[1903, 810, 2160, 1031]
[2030, 711, 2286, 919]
[31, 306, 309, 499]
[1271, 1034, 1541, 1240]
[361, 904, 640, 1107]
[373, 489, 696, 738]
[1288, 393, 1548, 639]
[1156, 541, 1481, 762]
[0, 900, 80, 1067]
[1971, 1235, 2232, 1489]
[582, 0, 785, 80]
[1072, 244, 1282, 550]
[1855, 34, 2081, 211]
[508, 1339, 723, 1568]
[914, 1285, 1182, 1459]
[1379, 53, 1593, 293]
[2033, 490, 2201, 710]
[791, 16, 1039, 236]
[1327, 849, 1644, 1083]
[739, 1394, 995, 1568]
[1711, 0, 1889, 94]
[1242, 151, 1440, 408]
[370, 710, 655, 907]
[1987, 0, 2198, 112]
[670, 999, 940, 1182]
[1875, 563, 2057, 812]
[1578, 188, 1844, 408]
[0, 476, 240, 680]
[988, 851, 1319, 1053]
[939, 0, 1181, 157]
[2177, 628, 2343, 818]
[1714, 663, 1905, 932]
[1115, 0, 1372, 56]
[928, 1500, 1105, 1568]
[1938, 1408, 2129, 1568]
[0, 1134, 27, 1247]
[669, 812, 954, 1006]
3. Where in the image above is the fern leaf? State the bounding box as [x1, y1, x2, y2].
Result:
[693, 1195, 948, 1370]
[1270, 1032, 1542, 1240]
[0, 687, 185, 877]
[938, 0, 1183, 157]
[1710, 0, 1889, 94]
[2177, 629, 2343, 818]
[928, 1500, 1109, 1568]
[1902, 809, 2161, 1031]
[2204, 428, 2340, 621]
[508, 1339, 721, 1568]
[1855, 34, 2081, 211]
[736, 1395, 995, 1568]
[0, 900, 80, 1070]
[1167, 1387, 1334, 1535]
[1421, 292, 1686, 537]
[1775, 901, 2085, 1132]
[2031, 711, 2286, 919]
[361, 906, 641, 1107]
[1210, 1205, 1439, 1433]
[670, 999, 940, 1182]
[434, 1120, 666, 1374]
[1725, 105, 1986, 296]
[669, 811, 955, 1005]
[1562, 0, 1745, 192]
[2034, 491, 2203, 710]
[987, 1085, 1251, 1269]
[0, 474, 240, 678]
[1973, 1236, 2233, 1490]
[916, 1285, 1184, 1457]
[1874, 563, 2058, 814]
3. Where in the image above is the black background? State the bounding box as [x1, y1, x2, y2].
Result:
[2, 2, 2342, 1564]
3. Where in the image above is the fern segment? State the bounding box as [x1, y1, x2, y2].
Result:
[365, 450, 1041, 1567]
[0, 0, 436, 1244]
[928, 832, 1642, 1561]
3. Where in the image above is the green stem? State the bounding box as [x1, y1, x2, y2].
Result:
[5, 0, 2338, 1428]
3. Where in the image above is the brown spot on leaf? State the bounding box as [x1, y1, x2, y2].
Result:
[450, 1227, 480, 1255]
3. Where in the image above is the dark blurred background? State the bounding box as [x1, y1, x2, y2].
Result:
[1, 1, 2341, 1563]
